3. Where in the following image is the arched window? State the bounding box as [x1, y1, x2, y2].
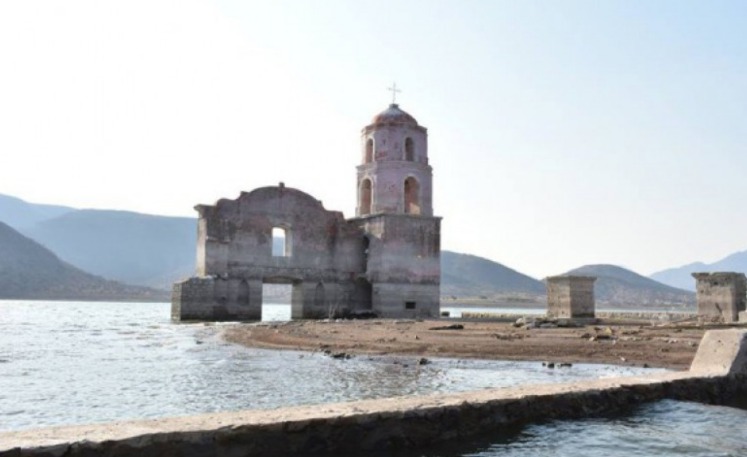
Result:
[314, 282, 325, 309]
[404, 137, 414, 161]
[238, 280, 250, 305]
[272, 227, 291, 257]
[360, 178, 372, 215]
[365, 139, 374, 163]
[404, 177, 420, 215]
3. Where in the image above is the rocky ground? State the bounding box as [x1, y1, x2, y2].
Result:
[221, 318, 727, 370]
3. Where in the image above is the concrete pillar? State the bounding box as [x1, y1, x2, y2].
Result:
[291, 281, 306, 319]
[692, 272, 746, 323]
[246, 279, 263, 320]
[690, 329, 747, 375]
[546, 275, 596, 319]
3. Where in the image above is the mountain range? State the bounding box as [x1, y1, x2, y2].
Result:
[0, 194, 74, 229]
[564, 264, 694, 306]
[0, 221, 168, 301]
[23, 209, 196, 289]
[440, 251, 545, 298]
[651, 251, 747, 291]
[0, 192, 718, 306]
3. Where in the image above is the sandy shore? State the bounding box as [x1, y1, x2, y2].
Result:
[222, 318, 712, 370]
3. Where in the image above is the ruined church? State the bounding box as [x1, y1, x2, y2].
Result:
[172, 103, 441, 321]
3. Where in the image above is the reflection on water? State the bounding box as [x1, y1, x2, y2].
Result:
[0, 300, 655, 432]
[262, 302, 291, 321]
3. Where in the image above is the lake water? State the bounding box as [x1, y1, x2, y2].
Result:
[1, 301, 746, 457]
[440, 306, 544, 318]
[406, 400, 747, 457]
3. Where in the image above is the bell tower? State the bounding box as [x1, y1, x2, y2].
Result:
[356, 103, 433, 217]
[353, 96, 441, 318]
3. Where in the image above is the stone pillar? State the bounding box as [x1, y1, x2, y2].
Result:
[546, 275, 596, 319]
[246, 278, 263, 320]
[291, 281, 306, 319]
[172, 277, 216, 321]
[692, 272, 747, 323]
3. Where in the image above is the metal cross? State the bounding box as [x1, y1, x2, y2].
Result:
[387, 82, 401, 104]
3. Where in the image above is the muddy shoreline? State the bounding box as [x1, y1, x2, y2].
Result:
[222, 318, 713, 370]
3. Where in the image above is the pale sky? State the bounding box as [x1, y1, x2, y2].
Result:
[1, 0, 745, 279]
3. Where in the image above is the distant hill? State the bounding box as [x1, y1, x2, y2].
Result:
[441, 251, 545, 298]
[23, 210, 197, 289]
[565, 264, 694, 306]
[650, 262, 708, 291]
[651, 251, 747, 291]
[6, 193, 548, 296]
[0, 221, 168, 301]
[0, 193, 704, 307]
[0, 193, 74, 230]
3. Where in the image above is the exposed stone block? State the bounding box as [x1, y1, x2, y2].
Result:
[692, 272, 747, 323]
[546, 275, 596, 319]
[690, 329, 747, 375]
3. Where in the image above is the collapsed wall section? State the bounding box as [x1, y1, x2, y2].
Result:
[172, 186, 370, 321]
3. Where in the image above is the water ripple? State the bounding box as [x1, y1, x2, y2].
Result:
[3, 301, 747, 456]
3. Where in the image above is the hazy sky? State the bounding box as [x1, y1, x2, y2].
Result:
[1, 1, 745, 279]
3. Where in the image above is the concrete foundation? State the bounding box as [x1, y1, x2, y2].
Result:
[546, 275, 596, 318]
[692, 272, 747, 323]
[690, 329, 747, 375]
[3, 330, 747, 457]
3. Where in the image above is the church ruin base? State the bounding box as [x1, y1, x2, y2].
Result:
[172, 276, 440, 321]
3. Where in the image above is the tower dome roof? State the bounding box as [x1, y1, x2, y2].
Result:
[371, 104, 419, 126]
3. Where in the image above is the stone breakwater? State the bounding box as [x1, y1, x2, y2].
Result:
[1, 329, 746, 457]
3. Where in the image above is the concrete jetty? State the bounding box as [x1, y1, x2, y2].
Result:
[2, 329, 746, 457]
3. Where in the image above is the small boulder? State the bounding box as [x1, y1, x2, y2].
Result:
[429, 324, 464, 331]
